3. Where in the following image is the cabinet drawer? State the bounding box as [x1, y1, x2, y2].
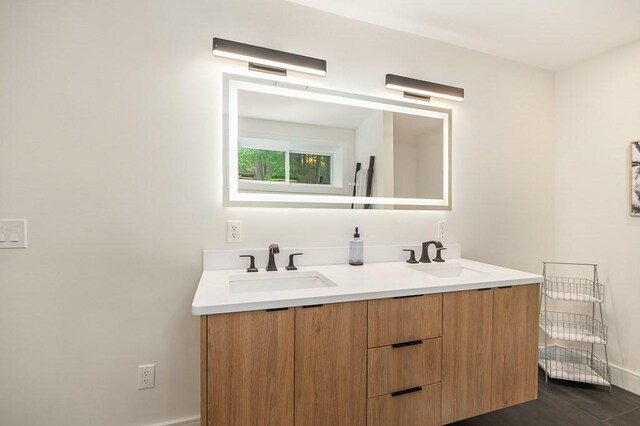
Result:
[368, 337, 441, 398]
[368, 293, 442, 347]
[367, 383, 441, 426]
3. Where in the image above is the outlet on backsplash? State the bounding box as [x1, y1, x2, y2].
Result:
[437, 221, 447, 240]
[227, 220, 242, 243]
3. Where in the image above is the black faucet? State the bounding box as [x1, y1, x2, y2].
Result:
[419, 241, 445, 263]
[266, 244, 280, 271]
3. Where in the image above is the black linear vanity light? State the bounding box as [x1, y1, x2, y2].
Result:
[385, 74, 464, 102]
[212, 38, 327, 77]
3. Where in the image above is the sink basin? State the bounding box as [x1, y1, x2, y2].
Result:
[422, 266, 489, 278]
[409, 263, 496, 279]
[229, 271, 337, 293]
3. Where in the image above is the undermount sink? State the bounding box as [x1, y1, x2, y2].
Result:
[410, 263, 496, 279]
[423, 266, 489, 278]
[229, 271, 337, 293]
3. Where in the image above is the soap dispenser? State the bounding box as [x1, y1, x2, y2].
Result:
[349, 227, 364, 266]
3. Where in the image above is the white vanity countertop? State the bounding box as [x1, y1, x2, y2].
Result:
[192, 258, 542, 315]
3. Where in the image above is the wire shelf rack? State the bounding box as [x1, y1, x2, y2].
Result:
[543, 276, 604, 303]
[540, 262, 611, 391]
[539, 345, 611, 386]
[540, 311, 607, 344]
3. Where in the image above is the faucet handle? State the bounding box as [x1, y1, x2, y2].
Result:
[402, 249, 419, 264]
[286, 253, 303, 270]
[239, 255, 258, 272]
[434, 247, 447, 263]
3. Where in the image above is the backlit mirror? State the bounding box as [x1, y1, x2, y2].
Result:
[225, 74, 452, 209]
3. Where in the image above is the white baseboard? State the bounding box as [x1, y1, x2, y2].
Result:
[146, 415, 199, 426]
[610, 364, 640, 396]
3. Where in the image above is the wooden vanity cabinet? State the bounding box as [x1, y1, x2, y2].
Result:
[441, 284, 540, 424]
[295, 302, 367, 426]
[201, 301, 366, 426]
[442, 288, 494, 424]
[368, 294, 442, 347]
[202, 309, 294, 426]
[200, 284, 540, 426]
[491, 284, 540, 410]
[367, 294, 443, 426]
[368, 383, 442, 426]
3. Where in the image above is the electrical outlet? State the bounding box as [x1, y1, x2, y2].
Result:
[138, 364, 155, 390]
[437, 221, 447, 240]
[227, 220, 242, 243]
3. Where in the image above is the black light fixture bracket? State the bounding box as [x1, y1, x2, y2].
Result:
[403, 92, 431, 102]
[247, 62, 287, 76]
[385, 74, 464, 102]
[213, 38, 327, 77]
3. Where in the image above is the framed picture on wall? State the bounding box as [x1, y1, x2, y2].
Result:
[631, 141, 640, 216]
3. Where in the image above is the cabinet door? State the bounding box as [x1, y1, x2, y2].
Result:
[205, 309, 294, 426]
[441, 289, 493, 424]
[295, 302, 367, 426]
[492, 283, 540, 410]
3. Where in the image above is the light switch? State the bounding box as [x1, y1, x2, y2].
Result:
[0, 220, 27, 249]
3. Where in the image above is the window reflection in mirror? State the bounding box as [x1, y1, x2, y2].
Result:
[238, 148, 332, 185]
[289, 153, 332, 185]
[238, 148, 285, 182]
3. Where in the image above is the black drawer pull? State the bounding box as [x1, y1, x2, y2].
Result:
[265, 307, 289, 312]
[391, 386, 423, 397]
[392, 294, 423, 299]
[302, 304, 324, 309]
[476, 288, 492, 291]
[498, 285, 513, 289]
[392, 340, 424, 349]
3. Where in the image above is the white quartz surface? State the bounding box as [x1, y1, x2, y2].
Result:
[192, 258, 542, 315]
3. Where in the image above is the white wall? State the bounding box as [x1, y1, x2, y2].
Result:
[555, 39, 640, 393]
[0, 0, 555, 424]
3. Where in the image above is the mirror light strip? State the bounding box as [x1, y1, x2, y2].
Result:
[386, 74, 464, 102]
[213, 38, 327, 77]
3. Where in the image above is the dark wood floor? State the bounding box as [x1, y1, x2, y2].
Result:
[452, 370, 640, 425]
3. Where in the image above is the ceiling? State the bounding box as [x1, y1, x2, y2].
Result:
[288, 0, 640, 70]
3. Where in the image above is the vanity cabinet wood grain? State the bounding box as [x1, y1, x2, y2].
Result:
[367, 337, 442, 398]
[368, 293, 442, 347]
[199, 284, 539, 426]
[203, 309, 294, 426]
[491, 284, 540, 410]
[295, 301, 368, 426]
[441, 284, 540, 424]
[368, 383, 442, 426]
[441, 288, 494, 424]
